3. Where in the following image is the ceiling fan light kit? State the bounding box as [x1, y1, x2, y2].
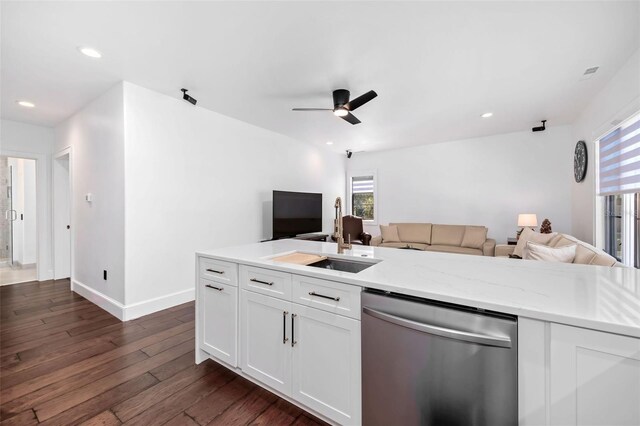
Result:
[292, 89, 378, 125]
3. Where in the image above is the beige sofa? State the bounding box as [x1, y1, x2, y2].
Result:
[371, 223, 496, 256]
[495, 233, 619, 266]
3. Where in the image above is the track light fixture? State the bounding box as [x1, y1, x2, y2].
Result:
[532, 120, 547, 132]
[346, 150, 353, 159]
[181, 88, 197, 106]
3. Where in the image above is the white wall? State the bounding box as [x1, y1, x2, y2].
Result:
[571, 48, 640, 244]
[0, 119, 54, 279]
[346, 126, 574, 243]
[123, 82, 345, 307]
[55, 83, 126, 304]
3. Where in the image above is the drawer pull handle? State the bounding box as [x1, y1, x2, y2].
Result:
[205, 284, 224, 291]
[283, 311, 289, 344]
[206, 268, 225, 275]
[291, 314, 297, 347]
[308, 291, 340, 302]
[250, 278, 274, 286]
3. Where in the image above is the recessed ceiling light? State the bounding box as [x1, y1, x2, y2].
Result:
[481, 112, 493, 118]
[17, 100, 35, 108]
[78, 46, 102, 58]
[326, 141, 334, 145]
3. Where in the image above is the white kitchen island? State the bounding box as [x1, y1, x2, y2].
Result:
[195, 239, 640, 426]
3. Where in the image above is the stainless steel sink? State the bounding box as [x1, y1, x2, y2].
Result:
[308, 258, 377, 273]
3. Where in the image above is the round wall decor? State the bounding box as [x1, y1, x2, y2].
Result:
[574, 140, 588, 183]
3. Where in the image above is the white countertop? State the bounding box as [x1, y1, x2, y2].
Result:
[197, 240, 640, 338]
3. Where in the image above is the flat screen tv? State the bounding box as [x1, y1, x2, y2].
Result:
[273, 191, 322, 239]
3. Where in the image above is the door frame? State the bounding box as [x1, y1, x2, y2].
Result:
[53, 147, 74, 286]
[0, 149, 44, 280]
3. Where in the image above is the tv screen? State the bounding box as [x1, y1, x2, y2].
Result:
[273, 191, 322, 239]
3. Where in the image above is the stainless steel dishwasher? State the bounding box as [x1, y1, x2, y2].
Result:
[362, 289, 517, 426]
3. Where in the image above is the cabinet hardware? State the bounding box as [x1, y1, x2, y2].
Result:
[291, 314, 297, 347]
[283, 311, 289, 344]
[308, 291, 340, 302]
[250, 278, 274, 286]
[205, 268, 225, 275]
[205, 284, 224, 291]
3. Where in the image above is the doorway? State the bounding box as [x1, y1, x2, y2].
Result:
[53, 151, 71, 280]
[1, 156, 37, 285]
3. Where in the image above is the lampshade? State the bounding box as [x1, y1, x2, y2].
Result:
[518, 214, 538, 227]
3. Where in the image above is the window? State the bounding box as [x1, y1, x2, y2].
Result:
[347, 171, 377, 224]
[597, 111, 640, 267]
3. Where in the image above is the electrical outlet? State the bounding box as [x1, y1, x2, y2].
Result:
[103, 270, 107, 280]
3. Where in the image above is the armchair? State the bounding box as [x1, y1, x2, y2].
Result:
[331, 215, 372, 246]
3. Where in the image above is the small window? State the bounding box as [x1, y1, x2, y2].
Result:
[348, 171, 377, 224]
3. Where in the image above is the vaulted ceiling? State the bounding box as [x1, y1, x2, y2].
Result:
[2, 1, 639, 152]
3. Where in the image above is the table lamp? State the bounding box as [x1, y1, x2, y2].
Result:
[517, 214, 538, 239]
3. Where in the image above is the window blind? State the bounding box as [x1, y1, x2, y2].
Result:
[598, 112, 640, 195]
[351, 176, 374, 193]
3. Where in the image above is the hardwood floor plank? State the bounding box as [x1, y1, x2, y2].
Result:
[122, 367, 237, 426]
[78, 410, 122, 426]
[38, 373, 158, 426]
[0, 281, 326, 426]
[206, 386, 278, 426]
[249, 399, 304, 426]
[185, 376, 254, 425]
[0, 410, 38, 426]
[111, 360, 220, 422]
[33, 339, 195, 421]
[1, 352, 148, 420]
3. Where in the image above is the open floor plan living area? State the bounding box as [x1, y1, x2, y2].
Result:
[1, 1, 639, 425]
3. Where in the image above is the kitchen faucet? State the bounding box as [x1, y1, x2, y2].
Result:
[333, 197, 352, 254]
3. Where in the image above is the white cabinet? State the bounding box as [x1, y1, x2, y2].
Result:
[238, 265, 362, 425]
[240, 289, 292, 395]
[200, 279, 238, 366]
[291, 304, 361, 426]
[549, 324, 640, 426]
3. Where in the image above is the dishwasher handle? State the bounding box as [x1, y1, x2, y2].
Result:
[362, 306, 512, 348]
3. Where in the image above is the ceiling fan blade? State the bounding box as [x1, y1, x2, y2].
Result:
[340, 112, 361, 125]
[346, 90, 377, 111]
[292, 108, 332, 111]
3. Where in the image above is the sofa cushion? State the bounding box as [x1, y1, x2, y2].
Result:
[380, 225, 401, 243]
[390, 223, 432, 244]
[513, 228, 557, 258]
[379, 242, 411, 249]
[425, 245, 483, 256]
[552, 234, 617, 266]
[431, 225, 466, 247]
[524, 241, 577, 263]
[461, 226, 488, 249]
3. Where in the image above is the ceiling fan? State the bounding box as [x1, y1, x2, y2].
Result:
[292, 89, 377, 125]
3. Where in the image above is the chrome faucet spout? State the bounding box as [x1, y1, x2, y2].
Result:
[333, 197, 352, 254]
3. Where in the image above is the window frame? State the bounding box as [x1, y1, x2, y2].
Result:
[346, 170, 378, 226]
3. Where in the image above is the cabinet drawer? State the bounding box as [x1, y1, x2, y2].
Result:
[240, 266, 292, 300]
[293, 275, 361, 320]
[199, 257, 238, 286]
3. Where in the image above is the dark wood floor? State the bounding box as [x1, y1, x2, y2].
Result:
[0, 279, 327, 426]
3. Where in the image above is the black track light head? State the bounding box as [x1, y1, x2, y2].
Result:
[532, 120, 547, 132]
[181, 88, 197, 106]
[346, 150, 353, 159]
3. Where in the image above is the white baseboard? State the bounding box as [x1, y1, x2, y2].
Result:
[71, 279, 194, 321]
[123, 288, 195, 321]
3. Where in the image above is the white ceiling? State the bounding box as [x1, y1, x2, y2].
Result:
[2, 1, 639, 153]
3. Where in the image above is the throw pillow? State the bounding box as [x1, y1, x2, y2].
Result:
[513, 227, 558, 258]
[461, 226, 487, 249]
[380, 225, 401, 243]
[524, 241, 577, 263]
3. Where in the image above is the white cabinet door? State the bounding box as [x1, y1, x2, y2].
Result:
[291, 304, 361, 426]
[240, 290, 292, 395]
[200, 279, 238, 367]
[550, 324, 640, 426]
